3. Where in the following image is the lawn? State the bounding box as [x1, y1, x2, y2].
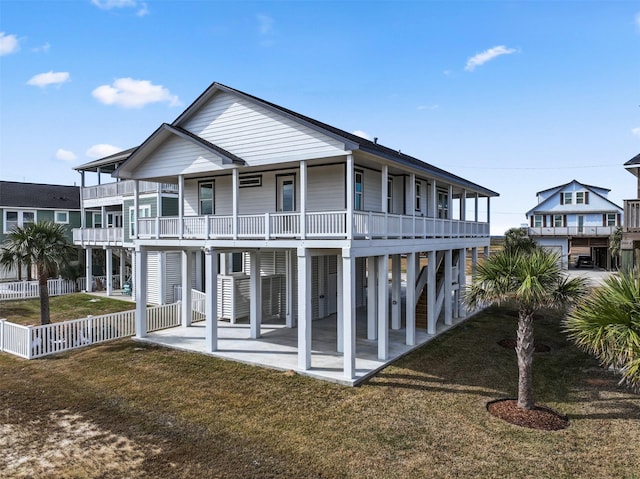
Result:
[0, 293, 134, 326]
[1, 304, 639, 478]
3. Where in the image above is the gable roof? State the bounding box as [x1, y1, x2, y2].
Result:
[114, 82, 498, 197]
[624, 153, 640, 166]
[535, 180, 610, 196]
[0, 181, 80, 210]
[525, 180, 622, 217]
[74, 147, 137, 174]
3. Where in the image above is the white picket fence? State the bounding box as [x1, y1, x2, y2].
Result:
[0, 301, 184, 359]
[0, 278, 76, 301]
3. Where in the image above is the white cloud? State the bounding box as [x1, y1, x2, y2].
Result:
[632, 127, 640, 137]
[92, 78, 181, 108]
[352, 130, 373, 141]
[56, 149, 77, 162]
[86, 144, 123, 159]
[0, 32, 19, 56]
[27, 71, 70, 88]
[465, 45, 517, 72]
[136, 2, 149, 16]
[31, 42, 51, 53]
[417, 104, 439, 111]
[91, 0, 148, 15]
[257, 14, 275, 46]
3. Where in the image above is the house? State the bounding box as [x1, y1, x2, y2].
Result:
[525, 180, 622, 270]
[74, 82, 498, 383]
[0, 181, 82, 280]
[621, 153, 640, 271]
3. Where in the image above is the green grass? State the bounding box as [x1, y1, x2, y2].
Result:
[0, 293, 134, 325]
[1, 304, 639, 478]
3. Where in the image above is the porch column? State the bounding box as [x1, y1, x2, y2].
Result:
[474, 193, 479, 223]
[300, 160, 307, 239]
[381, 165, 388, 213]
[178, 174, 184, 239]
[367, 256, 377, 340]
[342, 251, 356, 379]
[471, 247, 479, 279]
[250, 250, 262, 339]
[405, 251, 416, 346]
[285, 250, 294, 328]
[181, 250, 193, 327]
[377, 254, 389, 360]
[391, 254, 401, 329]
[134, 246, 148, 339]
[130, 250, 136, 297]
[461, 188, 467, 221]
[105, 248, 113, 296]
[429, 180, 437, 218]
[84, 248, 92, 292]
[133, 180, 139, 239]
[427, 250, 436, 335]
[297, 248, 312, 370]
[119, 249, 125, 288]
[346, 154, 354, 240]
[336, 254, 343, 353]
[484, 245, 490, 260]
[194, 251, 203, 291]
[232, 168, 238, 240]
[204, 247, 218, 352]
[458, 248, 467, 318]
[444, 249, 452, 326]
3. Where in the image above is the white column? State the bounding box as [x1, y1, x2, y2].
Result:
[194, 251, 203, 291]
[119, 249, 125, 288]
[474, 193, 479, 223]
[427, 250, 436, 335]
[345, 154, 354, 240]
[204, 247, 218, 352]
[472, 247, 479, 279]
[300, 160, 307, 239]
[336, 255, 343, 353]
[250, 250, 262, 339]
[134, 246, 147, 339]
[181, 250, 193, 327]
[342, 251, 356, 379]
[285, 250, 294, 328]
[429, 180, 437, 218]
[460, 188, 467, 221]
[444, 249, 452, 326]
[484, 245, 490, 260]
[458, 248, 467, 318]
[405, 251, 416, 345]
[232, 168, 239, 240]
[85, 248, 92, 292]
[377, 254, 389, 360]
[133, 180, 139, 239]
[297, 248, 312, 370]
[367, 256, 377, 340]
[391, 254, 401, 329]
[105, 248, 113, 296]
[130, 250, 136, 297]
[178, 175, 184, 239]
[381, 165, 388, 213]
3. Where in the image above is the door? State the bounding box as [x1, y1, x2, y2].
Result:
[577, 215, 585, 233]
[276, 175, 296, 234]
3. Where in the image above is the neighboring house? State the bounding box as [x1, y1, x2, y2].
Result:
[525, 180, 622, 270]
[73, 82, 498, 381]
[621, 153, 640, 271]
[0, 181, 81, 280]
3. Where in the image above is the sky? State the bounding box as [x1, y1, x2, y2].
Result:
[1, 0, 639, 235]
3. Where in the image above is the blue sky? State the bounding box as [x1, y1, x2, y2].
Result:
[1, 0, 639, 234]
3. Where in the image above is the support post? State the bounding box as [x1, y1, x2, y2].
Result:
[134, 246, 147, 338]
[391, 254, 401, 329]
[285, 250, 294, 327]
[178, 175, 184, 239]
[377, 254, 389, 360]
[85, 247, 92, 292]
[250, 251, 262, 339]
[342, 251, 356, 379]
[297, 248, 312, 370]
[405, 251, 416, 345]
[232, 168, 238, 240]
[345, 154, 354, 240]
[367, 256, 377, 340]
[300, 160, 307, 239]
[105, 248, 113, 296]
[204, 247, 218, 352]
[444, 249, 452, 326]
[427, 250, 436, 335]
[458, 248, 467, 318]
[181, 250, 193, 327]
[336, 254, 343, 353]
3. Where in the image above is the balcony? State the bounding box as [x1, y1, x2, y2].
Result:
[81, 180, 178, 206]
[624, 200, 640, 233]
[73, 227, 124, 246]
[528, 226, 615, 237]
[131, 210, 489, 241]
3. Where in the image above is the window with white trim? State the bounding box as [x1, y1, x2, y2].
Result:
[129, 205, 151, 237]
[576, 192, 589, 204]
[533, 215, 543, 227]
[437, 190, 449, 219]
[563, 192, 572, 205]
[4, 210, 36, 233]
[354, 170, 364, 211]
[92, 212, 102, 228]
[553, 214, 563, 227]
[387, 177, 393, 213]
[605, 213, 617, 226]
[415, 181, 422, 211]
[199, 181, 214, 215]
[55, 211, 69, 224]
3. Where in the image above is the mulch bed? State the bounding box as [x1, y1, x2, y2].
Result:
[497, 338, 551, 353]
[487, 399, 569, 431]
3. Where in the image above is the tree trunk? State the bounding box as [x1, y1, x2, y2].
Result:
[516, 310, 535, 409]
[38, 266, 50, 326]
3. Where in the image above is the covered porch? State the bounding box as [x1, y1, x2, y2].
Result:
[136, 306, 468, 386]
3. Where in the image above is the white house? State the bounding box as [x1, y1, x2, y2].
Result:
[76, 82, 498, 383]
[525, 180, 622, 269]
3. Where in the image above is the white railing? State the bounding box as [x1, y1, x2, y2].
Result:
[528, 226, 616, 237]
[131, 210, 489, 241]
[76, 275, 121, 292]
[0, 278, 77, 301]
[81, 180, 178, 200]
[73, 227, 123, 245]
[0, 302, 185, 359]
[625, 199, 640, 232]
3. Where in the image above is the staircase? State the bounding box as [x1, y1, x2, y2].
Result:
[414, 250, 460, 330]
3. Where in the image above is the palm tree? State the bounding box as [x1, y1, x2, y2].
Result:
[0, 221, 76, 324]
[608, 226, 622, 270]
[465, 248, 588, 409]
[503, 227, 537, 254]
[564, 271, 640, 391]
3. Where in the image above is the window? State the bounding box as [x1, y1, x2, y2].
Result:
[107, 213, 123, 228]
[199, 181, 214, 215]
[553, 214, 563, 227]
[387, 177, 393, 213]
[231, 252, 243, 273]
[415, 181, 422, 211]
[239, 175, 262, 188]
[577, 215, 585, 233]
[576, 192, 584, 204]
[92, 213, 102, 228]
[533, 215, 543, 227]
[55, 211, 69, 224]
[129, 205, 151, 237]
[562, 192, 572, 205]
[605, 213, 617, 226]
[277, 175, 296, 212]
[437, 190, 449, 219]
[4, 210, 37, 233]
[354, 170, 364, 211]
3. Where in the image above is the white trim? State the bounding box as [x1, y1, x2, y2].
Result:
[3, 209, 37, 233]
[54, 210, 69, 224]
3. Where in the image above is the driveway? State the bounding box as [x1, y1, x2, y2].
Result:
[565, 268, 616, 287]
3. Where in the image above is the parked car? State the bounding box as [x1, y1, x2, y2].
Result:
[575, 255, 594, 268]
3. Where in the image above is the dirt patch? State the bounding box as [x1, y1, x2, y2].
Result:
[0, 409, 161, 478]
[487, 399, 569, 431]
[497, 338, 551, 353]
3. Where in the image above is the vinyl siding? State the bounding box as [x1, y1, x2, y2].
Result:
[182, 91, 347, 166]
[307, 164, 344, 211]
